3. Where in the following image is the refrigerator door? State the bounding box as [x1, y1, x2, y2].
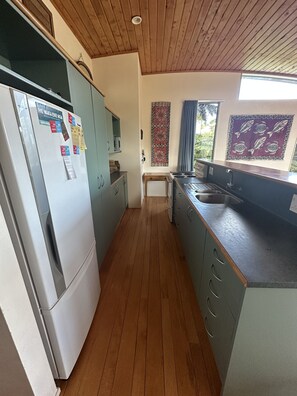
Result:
[0, 85, 58, 310]
[25, 96, 95, 288]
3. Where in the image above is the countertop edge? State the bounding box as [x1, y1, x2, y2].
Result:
[110, 171, 127, 186]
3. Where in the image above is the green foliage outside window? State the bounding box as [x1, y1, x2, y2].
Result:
[194, 103, 218, 164]
[290, 158, 297, 172]
[289, 141, 297, 172]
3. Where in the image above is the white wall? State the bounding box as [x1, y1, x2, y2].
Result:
[141, 72, 241, 174]
[43, 0, 93, 74]
[0, 206, 58, 396]
[142, 72, 297, 174]
[92, 53, 143, 207]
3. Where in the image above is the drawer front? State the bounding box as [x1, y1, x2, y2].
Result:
[204, 299, 236, 380]
[203, 233, 244, 319]
[199, 269, 236, 381]
[199, 232, 245, 381]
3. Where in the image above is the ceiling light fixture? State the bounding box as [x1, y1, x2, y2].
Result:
[131, 15, 142, 25]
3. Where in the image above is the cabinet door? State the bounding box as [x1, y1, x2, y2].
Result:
[105, 108, 114, 153]
[91, 86, 110, 192]
[67, 63, 99, 202]
[98, 187, 114, 263]
[185, 206, 206, 299]
[67, 62, 102, 263]
[123, 174, 128, 208]
[111, 177, 126, 229]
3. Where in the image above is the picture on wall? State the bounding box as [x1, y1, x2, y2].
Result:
[226, 114, 294, 160]
[151, 101, 171, 166]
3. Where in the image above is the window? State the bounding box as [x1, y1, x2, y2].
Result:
[194, 102, 219, 164]
[239, 74, 297, 100]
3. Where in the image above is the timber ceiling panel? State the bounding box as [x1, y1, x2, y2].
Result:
[50, 0, 297, 76]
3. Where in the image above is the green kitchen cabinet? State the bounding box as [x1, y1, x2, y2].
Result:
[184, 205, 206, 299]
[110, 175, 128, 231]
[199, 232, 245, 382]
[91, 85, 112, 264]
[105, 108, 114, 153]
[123, 173, 128, 208]
[174, 184, 206, 297]
[67, 62, 112, 266]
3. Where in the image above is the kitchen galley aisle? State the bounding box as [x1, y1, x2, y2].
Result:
[58, 197, 221, 396]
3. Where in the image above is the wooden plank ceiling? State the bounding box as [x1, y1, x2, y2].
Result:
[50, 0, 297, 76]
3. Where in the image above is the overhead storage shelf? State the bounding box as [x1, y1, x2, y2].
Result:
[0, 0, 72, 108]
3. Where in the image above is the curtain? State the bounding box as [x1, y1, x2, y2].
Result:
[177, 100, 198, 172]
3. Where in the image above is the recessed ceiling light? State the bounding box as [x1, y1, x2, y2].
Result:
[131, 15, 142, 25]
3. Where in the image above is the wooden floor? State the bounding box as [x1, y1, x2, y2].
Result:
[58, 197, 221, 396]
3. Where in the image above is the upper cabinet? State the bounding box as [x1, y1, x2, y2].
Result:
[105, 108, 121, 154]
[0, 0, 71, 109]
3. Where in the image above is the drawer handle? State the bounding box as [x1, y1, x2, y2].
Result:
[204, 317, 214, 338]
[213, 248, 224, 265]
[209, 279, 219, 299]
[186, 206, 193, 221]
[211, 264, 222, 282]
[207, 297, 217, 318]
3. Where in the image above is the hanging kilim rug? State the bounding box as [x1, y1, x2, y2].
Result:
[151, 101, 171, 166]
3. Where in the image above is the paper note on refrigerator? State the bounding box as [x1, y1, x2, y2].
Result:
[63, 156, 77, 180]
[71, 125, 87, 151]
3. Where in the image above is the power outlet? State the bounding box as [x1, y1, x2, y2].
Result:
[289, 194, 297, 214]
[209, 166, 214, 176]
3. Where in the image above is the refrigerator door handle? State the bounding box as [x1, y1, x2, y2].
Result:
[46, 213, 63, 276]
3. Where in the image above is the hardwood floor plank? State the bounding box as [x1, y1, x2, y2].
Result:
[110, 204, 148, 395]
[145, 198, 165, 395]
[157, 200, 197, 396]
[59, 197, 221, 396]
[161, 297, 179, 396]
[131, 199, 151, 396]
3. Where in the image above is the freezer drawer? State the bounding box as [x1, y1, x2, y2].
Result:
[42, 242, 100, 379]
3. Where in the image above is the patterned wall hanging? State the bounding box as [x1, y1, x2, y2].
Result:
[226, 114, 294, 160]
[151, 101, 171, 166]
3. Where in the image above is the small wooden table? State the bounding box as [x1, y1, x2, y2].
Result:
[143, 172, 170, 196]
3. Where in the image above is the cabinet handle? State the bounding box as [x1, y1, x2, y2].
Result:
[209, 279, 219, 299]
[213, 248, 224, 265]
[186, 206, 193, 222]
[211, 264, 222, 282]
[204, 317, 214, 338]
[97, 176, 101, 189]
[207, 297, 217, 318]
[101, 174, 104, 187]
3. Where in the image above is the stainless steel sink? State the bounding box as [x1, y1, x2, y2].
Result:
[195, 192, 242, 205]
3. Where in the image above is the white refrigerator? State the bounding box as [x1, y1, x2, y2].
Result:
[0, 84, 101, 379]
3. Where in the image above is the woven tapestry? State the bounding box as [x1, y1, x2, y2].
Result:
[226, 114, 293, 160]
[151, 102, 171, 166]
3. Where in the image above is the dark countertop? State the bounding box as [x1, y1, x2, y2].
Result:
[110, 171, 127, 185]
[177, 178, 297, 288]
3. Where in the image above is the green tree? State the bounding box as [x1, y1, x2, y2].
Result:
[194, 103, 218, 163]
